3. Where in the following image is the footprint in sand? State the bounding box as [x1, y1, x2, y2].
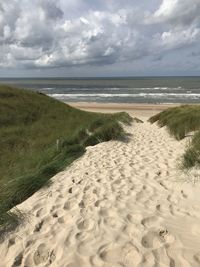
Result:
[82, 195, 96, 206]
[99, 242, 141, 267]
[8, 237, 16, 248]
[135, 191, 147, 202]
[141, 216, 161, 228]
[12, 252, 23, 267]
[76, 218, 94, 231]
[63, 199, 77, 210]
[104, 216, 123, 229]
[142, 231, 163, 249]
[141, 229, 174, 249]
[79, 200, 85, 208]
[156, 203, 172, 215]
[57, 213, 73, 224]
[181, 190, 188, 198]
[76, 231, 92, 242]
[68, 187, 73, 194]
[94, 200, 100, 207]
[33, 243, 55, 265]
[127, 213, 143, 224]
[34, 220, 44, 233]
[35, 207, 44, 217]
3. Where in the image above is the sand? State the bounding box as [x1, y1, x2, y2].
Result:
[1, 103, 200, 267]
[68, 102, 182, 120]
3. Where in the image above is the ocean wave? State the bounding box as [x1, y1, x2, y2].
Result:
[150, 87, 179, 90]
[127, 87, 184, 91]
[44, 86, 183, 92]
[42, 87, 54, 90]
[42, 87, 122, 92]
[48, 93, 200, 99]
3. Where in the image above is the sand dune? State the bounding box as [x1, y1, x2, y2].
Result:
[1, 118, 200, 267]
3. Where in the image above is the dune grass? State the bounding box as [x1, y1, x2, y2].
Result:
[0, 85, 132, 229]
[149, 105, 200, 169]
[182, 131, 200, 168]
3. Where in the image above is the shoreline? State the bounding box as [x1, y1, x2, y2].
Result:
[66, 102, 183, 119]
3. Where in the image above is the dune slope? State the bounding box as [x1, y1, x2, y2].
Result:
[0, 85, 131, 225]
[1, 120, 200, 267]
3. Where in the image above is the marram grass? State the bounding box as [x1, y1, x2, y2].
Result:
[149, 105, 200, 169]
[0, 85, 132, 230]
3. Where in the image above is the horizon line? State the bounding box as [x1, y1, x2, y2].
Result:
[0, 75, 200, 79]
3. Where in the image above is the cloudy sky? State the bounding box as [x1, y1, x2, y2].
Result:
[0, 0, 200, 77]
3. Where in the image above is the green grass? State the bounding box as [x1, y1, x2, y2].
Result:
[182, 131, 200, 168]
[149, 105, 200, 169]
[0, 85, 132, 229]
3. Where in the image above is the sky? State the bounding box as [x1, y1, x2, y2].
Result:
[0, 0, 200, 77]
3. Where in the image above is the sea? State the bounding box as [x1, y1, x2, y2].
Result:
[1, 77, 200, 104]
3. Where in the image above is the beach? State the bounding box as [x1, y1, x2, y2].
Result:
[69, 102, 182, 119]
[1, 103, 200, 267]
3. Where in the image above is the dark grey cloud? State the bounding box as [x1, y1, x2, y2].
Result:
[41, 0, 64, 20]
[0, 0, 200, 75]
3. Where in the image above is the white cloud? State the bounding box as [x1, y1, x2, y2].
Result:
[0, 0, 199, 73]
[153, 0, 200, 25]
[0, 1, 146, 68]
[161, 27, 200, 47]
[146, 0, 200, 53]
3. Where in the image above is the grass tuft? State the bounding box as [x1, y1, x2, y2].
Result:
[84, 121, 126, 147]
[0, 209, 24, 241]
[149, 105, 200, 169]
[0, 85, 133, 231]
[182, 131, 200, 169]
[149, 105, 200, 140]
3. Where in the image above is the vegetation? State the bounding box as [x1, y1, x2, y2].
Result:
[183, 131, 200, 168]
[0, 85, 132, 228]
[149, 105, 200, 169]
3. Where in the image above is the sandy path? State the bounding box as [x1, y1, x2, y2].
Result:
[1, 120, 200, 267]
